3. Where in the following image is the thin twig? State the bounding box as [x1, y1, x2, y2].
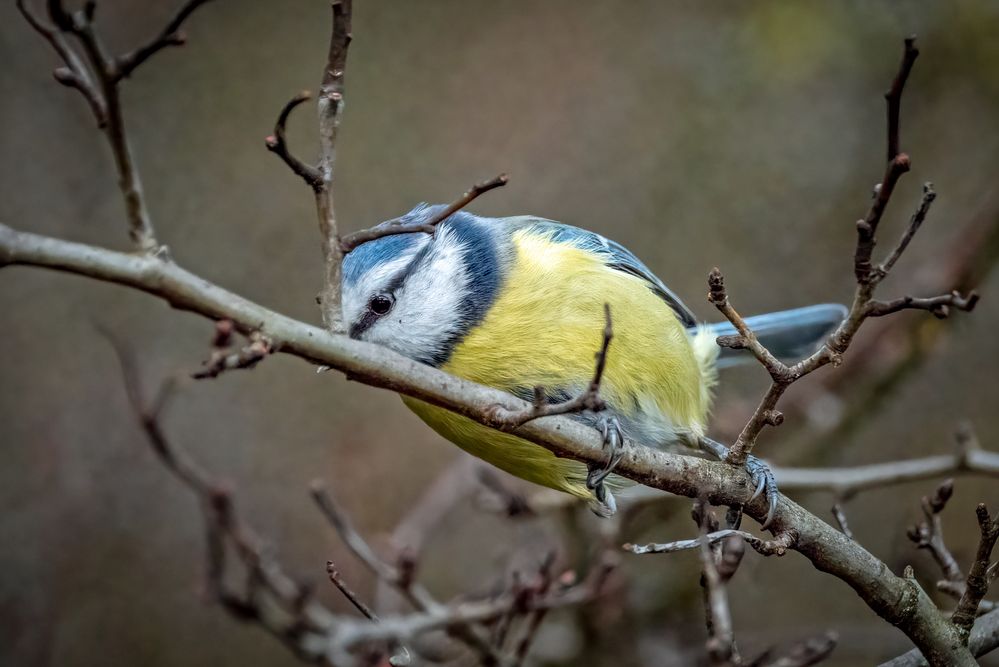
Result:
[907, 479, 964, 584]
[875, 183, 937, 281]
[327, 560, 379, 622]
[624, 528, 796, 558]
[710, 37, 976, 471]
[709, 268, 788, 379]
[20, 0, 199, 251]
[192, 320, 273, 379]
[265, 91, 323, 189]
[310, 480, 504, 664]
[112, 0, 213, 80]
[16, 0, 107, 123]
[886, 36, 919, 162]
[951, 504, 999, 640]
[338, 174, 509, 253]
[694, 501, 738, 666]
[488, 303, 612, 429]
[831, 503, 854, 540]
[511, 553, 556, 667]
[866, 291, 979, 319]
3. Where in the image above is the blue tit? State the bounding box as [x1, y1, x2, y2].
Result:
[341, 204, 846, 516]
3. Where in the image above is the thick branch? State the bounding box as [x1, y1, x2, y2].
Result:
[882, 608, 999, 666]
[532, 448, 999, 513]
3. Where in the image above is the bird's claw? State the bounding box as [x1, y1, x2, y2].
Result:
[586, 417, 625, 516]
[744, 454, 779, 529]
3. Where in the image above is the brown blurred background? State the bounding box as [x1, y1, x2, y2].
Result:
[3, 1, 999, 665]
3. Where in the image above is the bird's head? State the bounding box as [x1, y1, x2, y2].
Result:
[341, 205, 504, 366]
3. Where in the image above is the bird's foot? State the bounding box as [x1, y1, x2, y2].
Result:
[744, 454, 779, 529]
[698, 437, 780, 529]
[586, 417, 625, 516]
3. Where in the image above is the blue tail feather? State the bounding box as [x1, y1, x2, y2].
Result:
[701, 304, 848, 368]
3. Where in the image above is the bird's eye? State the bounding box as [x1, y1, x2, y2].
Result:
[368, 293, 394, 315]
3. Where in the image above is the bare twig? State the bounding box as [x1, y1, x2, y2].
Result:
[906, 480, 964, 584]
[112, 0, 213, 80]
[192, 319, 273, 379]
[951, 504, 999, 640]
[102, 334, 340, 660]
[510, 554, 556, 667]
[875, 183, 937, 281]
[16, 0, 106, 122]
[831, 503, 854, 540]
[327, 560, 378, 622]
[338, 174, 509, 253]
[328, 563, 610, 653]
[698, 508, 737, 666]
[313, 0, 352, 332]
[311, 481, 406, 586]
[326, 562, 413, 667]
[886, 36, 919, 162]
[709, 37, 977, 470]
[866, 291, 979, 319]
[709, 268, 787, 378]
[265, 91, 323, 189]
[311, 481, 504, 664]
[489, 303, 612, 429]
[624, 528, 796, 558]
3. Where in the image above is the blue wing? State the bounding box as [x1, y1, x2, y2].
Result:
[511, 218, 698, 327]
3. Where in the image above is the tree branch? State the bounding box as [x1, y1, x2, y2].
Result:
[265, 91, 323, 189]
[489, 302, 612, 429]
[951, 504, 999, 640]
[886, 37, 919, 163]
[710, 37, 977, 469]
[0, 221, 978, 664]
[881, 608, 999, 666]
[313, 0, 352, 332]
[906, 480, 964, 585]
[338, 174, 509, 253]
[111, 0, 213, 80]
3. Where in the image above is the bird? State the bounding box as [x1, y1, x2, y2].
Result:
[341, 204, 847, 522]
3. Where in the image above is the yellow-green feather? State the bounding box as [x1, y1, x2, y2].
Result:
[403, 229, 715, 500]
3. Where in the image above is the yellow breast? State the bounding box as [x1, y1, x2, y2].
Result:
[403, 229, 713, 497]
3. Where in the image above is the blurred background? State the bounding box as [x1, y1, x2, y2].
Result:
[3, 0, 999, 665]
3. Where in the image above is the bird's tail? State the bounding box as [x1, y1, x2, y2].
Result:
[701, 304, 849, 369]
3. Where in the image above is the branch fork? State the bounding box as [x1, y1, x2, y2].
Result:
[705, 37, 977, 470]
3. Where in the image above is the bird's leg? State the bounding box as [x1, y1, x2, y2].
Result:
[698, 436, 779, 529]
[586, 416, 625, 515]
